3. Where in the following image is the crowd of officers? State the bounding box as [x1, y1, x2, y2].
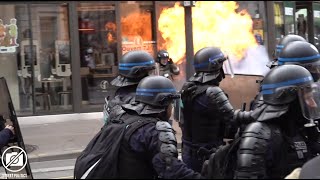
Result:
[81, 34, 320, 179]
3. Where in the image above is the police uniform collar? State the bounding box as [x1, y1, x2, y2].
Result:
[122, 102, 167, 116]
[252, 103, 289, 122]
[189, 72, 221, 84]
[111, 75, 141, 87]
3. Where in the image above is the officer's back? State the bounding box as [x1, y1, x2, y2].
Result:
[180, 47, 236, 173]
[103, 50, 156, 123]
[117, 76, 202, 179]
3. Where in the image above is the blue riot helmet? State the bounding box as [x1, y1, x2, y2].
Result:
[261, 65, 320, 121]
[190, 47, 229, 83]
[278, 41, 320, 81]
[276, 35, 307, 56]
[135, 76, 180, 107]
[268, 35, 307, 69]
[111, 50, 156, 87]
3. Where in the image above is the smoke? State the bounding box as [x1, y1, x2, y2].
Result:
[224, 45, 271, 76]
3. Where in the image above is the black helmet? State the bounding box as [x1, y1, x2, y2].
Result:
[261, 64, 314, 105]
[111, 51, 156, 87]
[157, 50, 170, 66]
[276, 34, 307, 55]
[135, 76, 180, 107]
[189, 47, 226, 83]
[278, 41, 320, 81]
[193, 47, 226, 73]
[119, 51, 156, 78]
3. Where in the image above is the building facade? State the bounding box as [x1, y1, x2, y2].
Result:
[0, 1, 318, 117]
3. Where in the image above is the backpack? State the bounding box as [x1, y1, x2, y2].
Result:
[204, 137, 241, 179]
[74, 113, 154, 179]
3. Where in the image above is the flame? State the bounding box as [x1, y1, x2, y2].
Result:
[158, 3, 186, 64]
[121, 12, 152, 41]
[158, 1, 258, 64]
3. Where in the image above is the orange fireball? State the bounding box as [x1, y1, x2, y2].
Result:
[121, 12, 152, 41]
[158, 1, 258, 64]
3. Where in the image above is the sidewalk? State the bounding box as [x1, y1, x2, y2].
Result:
[17, 112, 182, 163]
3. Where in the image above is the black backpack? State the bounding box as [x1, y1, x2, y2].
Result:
[74, 113, 155, 179]
[203, 137, 241, 179]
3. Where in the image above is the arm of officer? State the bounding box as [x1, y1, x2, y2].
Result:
[234, 122, 272, 179]
[206, 87, 237, 139]
[168, 59, 180, 75]
[0, 125, 14, 148]
[129, 121, 204, 179]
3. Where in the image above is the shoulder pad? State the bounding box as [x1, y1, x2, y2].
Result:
[235, 122, 273, 178]
[206, 86, 223, 96]
[156, 121, 174, 132]
[241, 122, 272, 139]
[159, 131, 177, 145]
[160, 143, 178, 157]
[206, 86, 234, 115]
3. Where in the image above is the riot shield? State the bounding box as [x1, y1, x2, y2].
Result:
[0, 77, 33, 179]
[220, 74, 264, 111]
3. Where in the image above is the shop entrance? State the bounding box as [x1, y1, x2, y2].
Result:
[295, 1, 320, 49]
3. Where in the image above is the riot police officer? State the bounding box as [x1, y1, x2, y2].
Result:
[103, 50, 156, 123]
[250, 37, 313, 112]
[180, 47, 237, 173]
[156, 50, 180, 80]
[234, 65, 320, 179]
[112, 76, 202, 178]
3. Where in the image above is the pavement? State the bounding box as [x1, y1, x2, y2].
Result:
[17, 112, 183, 163]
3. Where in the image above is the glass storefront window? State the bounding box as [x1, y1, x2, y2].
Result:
[78, 2, 118, 109]
[284, 1, 295, 35]
[28, 4, 72, 114]
[313, 3, 320, 50]
[120, 1, 156, 57]
[274, 2, 285, 44]
[0, 4, 31, 116]
[0, 3, 71, 116]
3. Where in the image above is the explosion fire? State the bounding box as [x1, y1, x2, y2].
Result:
[158, 1, 258, 64]
[121, 12, 152, 42]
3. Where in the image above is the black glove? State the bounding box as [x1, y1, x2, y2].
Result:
[168, 58, 174, 64]
[198, 147, 217, 161]
[201, 152, 216, 178]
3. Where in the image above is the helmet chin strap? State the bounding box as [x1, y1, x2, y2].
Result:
[220, 67, 225, 79]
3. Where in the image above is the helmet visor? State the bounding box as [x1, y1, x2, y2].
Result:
[172, 95, 182, 123]
[298, 82, 320, 120]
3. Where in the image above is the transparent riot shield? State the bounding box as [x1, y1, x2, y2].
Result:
[220, 74, 264, 110]
[0, 77, 33, 179]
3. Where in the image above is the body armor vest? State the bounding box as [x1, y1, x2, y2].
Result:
[235, 122, 315, 179]
[182, 84, 224, 146]
[270, 131, 312, 178]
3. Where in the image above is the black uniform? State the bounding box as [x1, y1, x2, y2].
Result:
[234, 65, 320, 179]
[115, 76, 202, 178]
[180, 47, 236, 173]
